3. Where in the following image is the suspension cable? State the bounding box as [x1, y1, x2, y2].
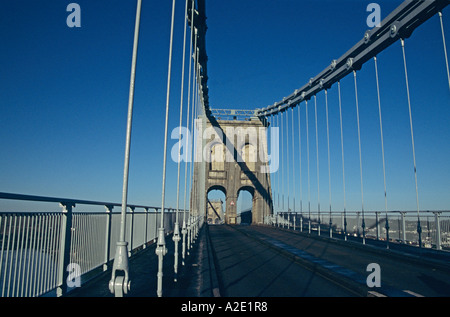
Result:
[374, 56, 390, 249]
[353, 70, 366, 244]
[338, 81, 348, 240]
[157, 0, 176, 298]
[191, 53, 201, 239]
[401, 38, 422, 247]
[314, 95, 320, 235]
[160, 0, 176, 230]
[268, 115, 274, 223]
[187, 35, 198, 251]
[306, 100, 311, 233]
[291, 107, 296, 214]
[297, 105, 303, 230]
[109, 0, 142, 297]
[173, 0, 190, 281]
[286, 108, 290, 212]
[325, 89, 332, 237]
[281, 111, 284, 212]
[182, 0, 195, 264]
[191, 48, 199, 214]
[277, 114, 280, 212]
[439, 12, 450, 91]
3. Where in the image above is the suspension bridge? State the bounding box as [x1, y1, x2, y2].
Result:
[1, 0, 450, 303]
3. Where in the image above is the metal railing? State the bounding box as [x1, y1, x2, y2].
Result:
[0, 192, 187, 297]
[270, 210, 450, 251]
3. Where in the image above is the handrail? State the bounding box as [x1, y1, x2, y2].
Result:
[0, 192, 185, 212]
[0, 191, 189, 297]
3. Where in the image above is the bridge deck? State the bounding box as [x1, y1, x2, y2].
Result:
[66, 232, 210, 297]
[209, 225, 450, 297]
[68, 224, 450, 298]
[206, 225, 357, 297]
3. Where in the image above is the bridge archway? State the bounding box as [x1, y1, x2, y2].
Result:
[237, 186, 254, 224]
[207, 185, 226, 224]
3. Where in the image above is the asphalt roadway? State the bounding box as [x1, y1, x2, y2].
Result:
[207, 225, 358, 297]
[66, 223, 450, 299]
[208, 225, 450, 297]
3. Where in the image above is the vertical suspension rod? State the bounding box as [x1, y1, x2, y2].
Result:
[314, 95, 320, 235]
[173, 0, 190, 281]
[157, 0, 177, 298]
[338, 81, 348, 240]
[401, 38, 422, 247]
[182, 0, 196, 265]
[439, 12, 450, 91]
[187, 29, 198, 252]
[306, 100, 311, 233]
[286, 107, 290, 213]
[325, 89, 332, 237]
[353, 70, 365, 244]
[277, 114, 280, 212]
[374, 56, 390, 249]
[109, 0, 142, 297]
[281, 111, 284, 212]
[291, 107, 296, 214]
[298, 106, 303, 228]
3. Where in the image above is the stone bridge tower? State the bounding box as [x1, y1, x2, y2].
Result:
[190, 114, 274, 225]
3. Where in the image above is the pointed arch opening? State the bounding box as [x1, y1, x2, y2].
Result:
[237, 186, 254, 225]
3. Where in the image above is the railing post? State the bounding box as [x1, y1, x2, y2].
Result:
[293, 213, 296, 231]
[143, 208, 149, 249]
[128, 207, 135, 257]
[400, 212, 407, 244]
[434, 212, 442, 250]
[356, 212, 360, 238]
[318, 212, 321, 236]
[104, 205, 113, 271]
[385, 213, 390, 249]
[181, 209, 187, 265]
[57, 202, 75, 297]
[300, 213, 303, 232]
[154, 208, 159, 243]
[329, 213, 333, 238]
[375, 212, 380, 241]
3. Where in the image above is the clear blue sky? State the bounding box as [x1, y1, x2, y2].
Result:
[0, 0, 449, 213]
